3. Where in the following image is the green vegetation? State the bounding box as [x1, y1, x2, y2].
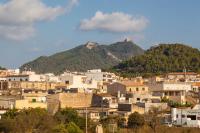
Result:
[128, 112, 145, 131]
[161, 97, 193, 108]
[0, 108, 200, 133]
[0, 108, 92, 133]
[113, 44, 200, 77]
[20, 41, 144, 74]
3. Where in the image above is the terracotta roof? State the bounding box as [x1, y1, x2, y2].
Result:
[192, 82, 200, 87]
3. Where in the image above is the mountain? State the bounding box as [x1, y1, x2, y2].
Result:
[113, 44, 200, 77]
[20, 40, 144, 74]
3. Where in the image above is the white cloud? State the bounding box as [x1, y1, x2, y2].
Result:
[80, 11, 148, 33]
[0, 0, 77, 41]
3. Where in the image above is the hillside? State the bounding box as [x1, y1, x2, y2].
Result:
[113, 44, 200, 77]
[20, 40, 144, 74]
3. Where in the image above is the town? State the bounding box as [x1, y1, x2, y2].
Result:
[0, 0, 200, 133]
[1, 68, 200, 132]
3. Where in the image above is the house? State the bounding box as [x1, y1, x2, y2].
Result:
[0, 96, 18, 119]
[151, 82, 192, 104]
[15, 89, 48, 109]
[76, 107, 117, 122]
[91, 93, 118, 108]
[15, 99, 47, 109]
[192, 82, 200, 93]
[86, 69, 118, 83]
[6, 81, 68, 90]
[107, 80, 150, 103]
[167, 72, 198, 82]
[107, 80, 148, 96]
[136, 101, 168, 113]
[118, 102, 145, 122]
[6, 74, 29, 82]
[0, 96, 16, 109]
[59, 72, 98, 90]
[171, 105, 200, 128]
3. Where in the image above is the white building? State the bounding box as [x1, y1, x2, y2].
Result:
[172, 105, 200, 128]
[59, 72, 98, 90]
[7, 71, 60, 82]
[86, 69, 118, 83]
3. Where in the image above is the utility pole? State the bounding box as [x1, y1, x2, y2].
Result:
[86, 106, 88, 133]
[85, 90, 88, 133]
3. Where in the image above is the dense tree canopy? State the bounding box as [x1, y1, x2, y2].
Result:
[113, 44, 200, 77]
[0, 108, 86, 133]
[128, 112, 145, 129]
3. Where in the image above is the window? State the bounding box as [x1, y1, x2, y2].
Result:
[187, 115, 196, 120]
[136, 88, 139, 91]
[129, 88, 132, 92]
[137, 98, 140, 101]
[181, 115, 186, 118]
[32, 99, 36, 103]
[169, 92, 173, 96]
[142, 88, 145, 91]
[176, 114, 178, 118]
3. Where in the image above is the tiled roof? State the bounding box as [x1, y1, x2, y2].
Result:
[192, 82, 200, 87]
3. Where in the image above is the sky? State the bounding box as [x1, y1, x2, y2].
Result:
[0, 0, 200, 68]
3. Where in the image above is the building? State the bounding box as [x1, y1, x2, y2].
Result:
[91, 93, 118, 108]
[151, 82, 192, 104]
[7, 81, 68, 90]
[6, 74, 29, 82]
[77, 107, 117, 122]
[0, 96, 17, 119]
[192, 82, 200, 93]
[0, 96, 16, 109]
[136, 102, 168, 113]
[171, 105, 200, 128]
[167, 72, 198, 82]
[107, 80, 148, 96]
[59, 72, 98, 90]
[47, 93, 93, 114]
[86, 69, 118, 83]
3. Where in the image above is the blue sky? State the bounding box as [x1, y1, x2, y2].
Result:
[0, 0, 200, 68]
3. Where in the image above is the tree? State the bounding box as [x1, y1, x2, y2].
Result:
[117, 116, 126, 128]
[53, 124, 68, 133]
[147, 107, 161, 133]
[55, 108, 86, 129]
[128, 112, 145, 132]
[0, 108, 57, 133]
[66, 122, 83, 133]
[2, 108, 18, 119]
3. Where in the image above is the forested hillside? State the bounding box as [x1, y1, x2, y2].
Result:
[113, 44, 200, 77]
